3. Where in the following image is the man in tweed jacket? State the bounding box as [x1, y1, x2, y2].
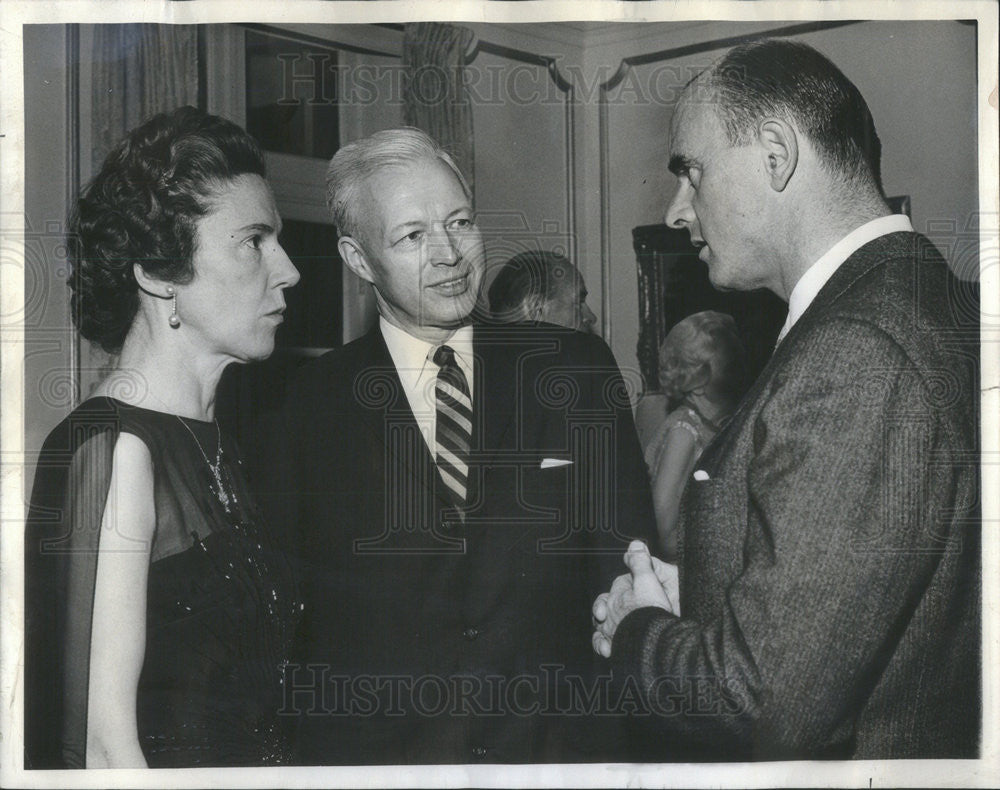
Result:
[592, 39, 980, 759]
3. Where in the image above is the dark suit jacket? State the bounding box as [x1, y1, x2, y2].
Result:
[614, 232, 980, 760]
[267, 322, 656, 764]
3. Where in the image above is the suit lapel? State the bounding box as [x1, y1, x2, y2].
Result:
[349, 327, 444, 503]
[351, 323, 525, 508]
[473, 325, 520, 462]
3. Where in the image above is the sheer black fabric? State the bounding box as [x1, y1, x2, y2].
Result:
[25, 397, 300, 768]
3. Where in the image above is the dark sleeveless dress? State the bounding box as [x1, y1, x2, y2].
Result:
[24, 396, 301, 768]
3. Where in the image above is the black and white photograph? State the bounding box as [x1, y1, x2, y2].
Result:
[1, 1, 997, 787]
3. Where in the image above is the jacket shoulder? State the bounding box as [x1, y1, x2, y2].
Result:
[829, 233, 969, 330]
[476, 322, 617, 364]
[292, 331, 381, 382]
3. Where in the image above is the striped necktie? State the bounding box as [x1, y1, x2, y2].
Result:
[433, 344, 472, 507]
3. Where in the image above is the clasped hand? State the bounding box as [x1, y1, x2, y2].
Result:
[591, 540, 680, 658]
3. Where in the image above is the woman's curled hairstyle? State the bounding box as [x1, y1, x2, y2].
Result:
[658, 310, 748, 407]
[69, 106, 267, 353]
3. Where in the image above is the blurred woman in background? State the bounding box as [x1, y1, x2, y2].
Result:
[25, 107, 301, 768]
[636, 311, 748, 559]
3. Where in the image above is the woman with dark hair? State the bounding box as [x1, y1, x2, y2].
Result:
[24, 106, 301, 768]
[636, 311, 748, 559]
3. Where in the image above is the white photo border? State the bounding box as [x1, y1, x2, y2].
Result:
[2, 1, 997, 788]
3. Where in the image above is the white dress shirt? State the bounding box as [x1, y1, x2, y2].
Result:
[379, 317, 474, 456]
[775, 214, 914, 345]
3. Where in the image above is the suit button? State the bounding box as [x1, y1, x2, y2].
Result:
[463, 627, 479, 641]
[472, 745, 487, 759]
[442, 517, 463, 532]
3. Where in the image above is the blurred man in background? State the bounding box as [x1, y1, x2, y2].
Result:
[488, 250, 597, 332]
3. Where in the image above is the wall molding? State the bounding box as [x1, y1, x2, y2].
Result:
[241, 22, 398, 58]
[66, 24, 81, 407]
[466, 37, 578, 268]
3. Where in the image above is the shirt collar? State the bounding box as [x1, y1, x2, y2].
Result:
[379, 317, 475, 395]
[776, 214, 914, 344]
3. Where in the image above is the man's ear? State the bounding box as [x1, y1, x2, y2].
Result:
[338, 235, 376, 284]
[758, 118, 798, 192]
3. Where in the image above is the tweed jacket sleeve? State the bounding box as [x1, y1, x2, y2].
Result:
[611, 311, 978, 758]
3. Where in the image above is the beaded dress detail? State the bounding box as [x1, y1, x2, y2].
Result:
[25, 397, 301, 768]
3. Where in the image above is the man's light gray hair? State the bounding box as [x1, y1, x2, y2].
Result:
[325, 127, 472, 242]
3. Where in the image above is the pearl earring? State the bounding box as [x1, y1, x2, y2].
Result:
[166, 286, 180, 328]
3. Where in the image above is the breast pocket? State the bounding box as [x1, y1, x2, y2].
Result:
[679, 442, 726, 542]
[687, 434, 723, 485]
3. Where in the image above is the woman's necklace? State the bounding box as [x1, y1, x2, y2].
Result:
[176, 416, 235, 514]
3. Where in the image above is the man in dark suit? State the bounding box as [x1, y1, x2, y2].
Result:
[592, 39, 980, 759]
[274, 128, 656, 764]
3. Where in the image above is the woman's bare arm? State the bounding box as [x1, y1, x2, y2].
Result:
[651, 425, 698, 559]
[85, 433, 154, 768]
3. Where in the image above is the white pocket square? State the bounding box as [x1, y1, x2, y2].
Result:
[693, 469, 710, 481]
[540, 458, 573, 469]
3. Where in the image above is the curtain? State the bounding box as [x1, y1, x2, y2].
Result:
[402, 22, 475, 198]
[90, 24, 200, 173]
[82, 24, 199, 385]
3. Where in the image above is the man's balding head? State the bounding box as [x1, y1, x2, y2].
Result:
[692, 38, 884, 195]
